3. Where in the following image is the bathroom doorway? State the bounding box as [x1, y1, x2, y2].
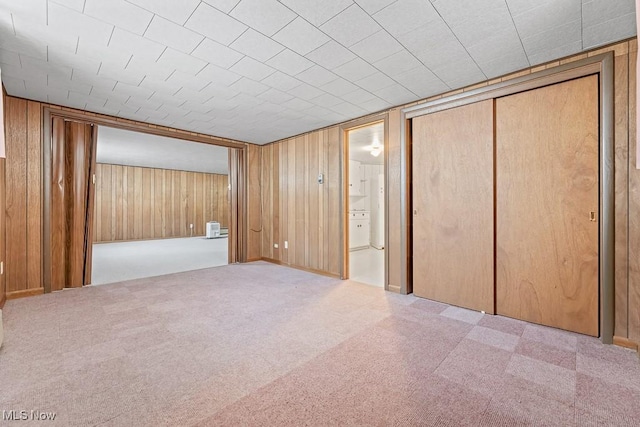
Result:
[346, 121, 386, 287]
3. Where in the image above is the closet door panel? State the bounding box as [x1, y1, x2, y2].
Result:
[412, 99, 495, 313]
[496, 75, 599, 336]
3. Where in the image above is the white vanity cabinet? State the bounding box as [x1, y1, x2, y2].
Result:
[349, 211, 370, 249]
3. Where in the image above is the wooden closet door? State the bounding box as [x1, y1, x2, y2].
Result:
[412, 100, 495, 313]
[496, 75, 599, 336]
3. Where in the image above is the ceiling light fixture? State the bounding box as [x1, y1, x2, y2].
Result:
[369, 138, 382, 157]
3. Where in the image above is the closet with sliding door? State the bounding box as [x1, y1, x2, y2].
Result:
[410, 68, 605, 338]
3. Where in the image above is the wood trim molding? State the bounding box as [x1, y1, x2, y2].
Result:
[42, 106, 249, 293]
[613, 336, 639, 352]
[44, 105, 248, 149]
[261, 257, 341, 279]
[0, 293, 6, 309]
[6, 288, 44, 300]
[338, 112, 389, 284]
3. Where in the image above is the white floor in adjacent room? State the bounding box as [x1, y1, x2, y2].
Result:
[349, 247, 385, 287]
[90, 237, 228, 285]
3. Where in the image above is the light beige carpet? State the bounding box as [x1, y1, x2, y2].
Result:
[0, 262, 638, 426]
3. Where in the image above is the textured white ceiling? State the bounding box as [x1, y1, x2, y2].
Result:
[348, 122, 384, 165]
[97, 126, 229, 174]
[0, 0, 636, 145]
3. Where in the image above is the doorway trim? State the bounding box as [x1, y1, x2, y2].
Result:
[42, 107, 249, 293]
[399, 53, 614, 344]
[339, 113, 390, 290]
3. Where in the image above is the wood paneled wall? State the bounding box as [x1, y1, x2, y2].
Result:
[258, 39, 640, 346]
[246, 144, 262, 261]
[0, 158, 6, 307]
[93, 164, 229, 242]
[2, 40, 640, 346]
[1, 97, 247, 298]
[402, 40, 640, 345]
[3, 96, 42, 298]
[259, 127, 341, 276]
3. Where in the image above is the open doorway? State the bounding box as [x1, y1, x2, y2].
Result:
[43, 108, 249, 294]
[346, 122, 385, 287]
[90, 126, 230, 285]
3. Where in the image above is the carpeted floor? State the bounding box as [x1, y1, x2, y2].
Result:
[91, 237, 228, 285]
[0, 262, 638, 426]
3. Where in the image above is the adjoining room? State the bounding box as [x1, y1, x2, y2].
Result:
[90, 127, 230, 285]
[347, 122, 385, 287]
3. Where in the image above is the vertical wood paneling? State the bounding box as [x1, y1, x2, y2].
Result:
[261, 144, 273, 259]
[280, 139, 288, 263]
[3, 39, 640, 346]
[5, 97, 28, 292]
[154, 169, 164, 238]
[307, 132, 319, 270]
[50, 117, 66, 292]
[142, 167, 152, 239]
[322, 130, 329, 272]
[260, 126, 340, 275]
[26, 102, 42, 293]
[102, 165, 112, 243]
[247, 144, 262, 260]
[1, 96, 240, 298]
[272, 144, 280, 262]
[127, 166, 136, 240]
[287, 139, 296, 265]
[94, 161, 101, 241]
[93, 164, 229, 242]
[0, 159, 6, 306]
[387, 108, 402, 290]
[628, 44, 640, 343]
[114, 166, 123, 241]
[195, 173, 203, 236]
[295, 136, 306, 266]
[614, 53, 630, 337]
[327, 126, 340, 276]
[134, 167, 143, 239]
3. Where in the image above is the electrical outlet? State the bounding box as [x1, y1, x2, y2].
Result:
[284, 241, 288, 249]
[274, 243, 278, 248]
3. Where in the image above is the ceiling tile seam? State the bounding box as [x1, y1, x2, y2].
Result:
[275, 0, 352, 27]
[373, 0, 400, 16]
[227, 27, 250, 49]
[359, 36, 447, 95]
[182, 2, 202, 27]
[273, 2, 423, 100]
[581, 0, 584, 51]
[430, 2, 488, 82]
[350, 2, 445, 96]
[504, 0, 531, 68]
[9, 13, 16, 36]
[139, 11, 155, 38]
[121, 0, 190, 26]
[44, 3, 370, 112]
[177, 21, 286, 70]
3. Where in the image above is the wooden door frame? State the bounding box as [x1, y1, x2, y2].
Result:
[42, 107, 250, 292]
[399, 53, 615, 344]
[339, 113, 390, 289]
